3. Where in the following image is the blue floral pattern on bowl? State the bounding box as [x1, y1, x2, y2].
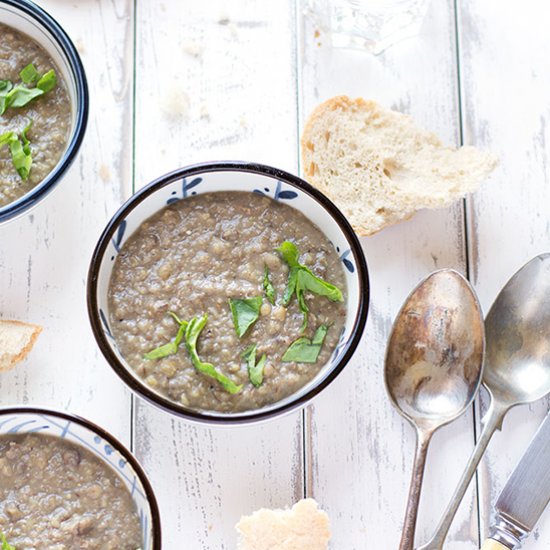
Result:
[0, 410, 157, 548]
[253, 179, 298, 201]
[166, 177, 203, 204]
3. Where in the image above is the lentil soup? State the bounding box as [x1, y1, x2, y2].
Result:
[108, 191, 347, 413]
[0, 433, 142, 549]
[0, 23, 71, 207]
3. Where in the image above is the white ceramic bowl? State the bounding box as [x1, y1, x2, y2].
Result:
[0, 0, 88, 223]
[0, 407, 161, 548]
[88, 162, 369, 424]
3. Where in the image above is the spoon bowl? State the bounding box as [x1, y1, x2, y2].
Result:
[484, 253, 550, 405]
[385, 269, 485, 550]
[418, 253, 550, 550]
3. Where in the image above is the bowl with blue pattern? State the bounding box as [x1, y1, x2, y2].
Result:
[87, 161, 369, 424]
[0, 407, 161, 548]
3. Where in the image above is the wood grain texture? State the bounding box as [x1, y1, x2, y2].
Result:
[459, 0, 550, 547]
[299, 0, 482, 547]
[133, 1, 304, 548]
[0, 0, 134, 442]
[4, 0, 550, 548]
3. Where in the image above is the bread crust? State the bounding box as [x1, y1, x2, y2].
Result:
[0, 320, 43, 372]
[301, 96, 497, 236]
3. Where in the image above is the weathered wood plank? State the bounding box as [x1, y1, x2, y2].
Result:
[459, 0, 550, 547]
[299, 1, 481, 547]
[133, 1, 303, 547]
[0, 0, 134, 442]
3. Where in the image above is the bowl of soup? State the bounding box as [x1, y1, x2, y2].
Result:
[0, 0, 88, 222]
[0, 407, 161, 548]
[88, 162, 369, 424]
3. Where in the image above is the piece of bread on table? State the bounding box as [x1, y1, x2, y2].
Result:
[0, 320, 42, 372]
[236, 498, 331, 550]
[301, 96, 498, 236]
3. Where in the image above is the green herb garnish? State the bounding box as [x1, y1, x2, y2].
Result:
[19, 63, 40, 85]
[144, 312, 188, 360]
[263, 265, 276, 305]
[0, 120, 33, 181]
[1, 86, 43, 114]
[0, 66, 57, 115]
[229, 296, 262, 337]
[1, 533, 15, 550]
[0, 131, 13, 146]
[37, 69, 57, 93]
[276, 241, 343, 331]
[282, 325, 329, 363]
[186, 314, 242, 394]
[145, 312, 242, 394]
[242, 344, 267, 387]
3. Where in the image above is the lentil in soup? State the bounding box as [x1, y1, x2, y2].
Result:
[0, 23, 71, 207]
[109, 191, 347, 413]
[0, 433, 142, 549]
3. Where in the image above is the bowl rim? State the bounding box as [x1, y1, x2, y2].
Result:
[0, 405, 162, 548]
[0, 0, 89, 223]
[87, 161, 370, 424]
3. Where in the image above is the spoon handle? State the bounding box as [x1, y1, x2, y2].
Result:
[400, 428, 433, 550]
[416, 400, 508, 550]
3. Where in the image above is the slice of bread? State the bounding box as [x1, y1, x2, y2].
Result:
[236, 498, 331, 550]
[0, 320, 42, 372]
[301, 96, 498, 236]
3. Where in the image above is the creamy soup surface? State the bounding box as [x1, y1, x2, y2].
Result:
[0, 433, 142, 550]
[0, 23, 71, 207]
[109, 191, 348, 413]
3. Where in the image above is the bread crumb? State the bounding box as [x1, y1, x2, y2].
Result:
[0, 320, 42, 372]
[98, 164, 111, 183]
[161, 89, 190, 119]
[236, 499, 331, 550]
[182, 40, 204, 59]
[199, 103, 210, 120]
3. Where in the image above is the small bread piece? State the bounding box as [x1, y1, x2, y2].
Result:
[0, 320, 42, 372]
[301, 96, 498, 236]
[236, 498, 331, 550]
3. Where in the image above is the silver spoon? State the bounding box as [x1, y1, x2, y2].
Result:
[385, 269, 485, 550]
[418, 253, 550, 550]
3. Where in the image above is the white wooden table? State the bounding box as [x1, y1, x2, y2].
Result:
[1, 0, 549, 548]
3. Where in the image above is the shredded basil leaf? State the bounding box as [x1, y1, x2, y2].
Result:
[37, 69, 57, 93]
[21, 119, 32, 155]
[229, 296, 262, 337]
[144, 312, 188, 360]
[282, 325, 329, 363]
[186, 314, 242, 394]
[0, 81, 12, 114]
[144, 312, 241, 394]
[0, 67, 57, 115]
[144, 332, 183, 359]
[8, 137, 30, 180]
[0, 122, 33, 181]
[276, 241, 343, 330]
[4, 86, 43, 111]
[0, 131, 14, 146]
[19, 63, 40, 85]
[263, 265, 276, 305]
[242, 344, 267, 387]
[7, 120, 33, 180]
[1, 533, 15, 550]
